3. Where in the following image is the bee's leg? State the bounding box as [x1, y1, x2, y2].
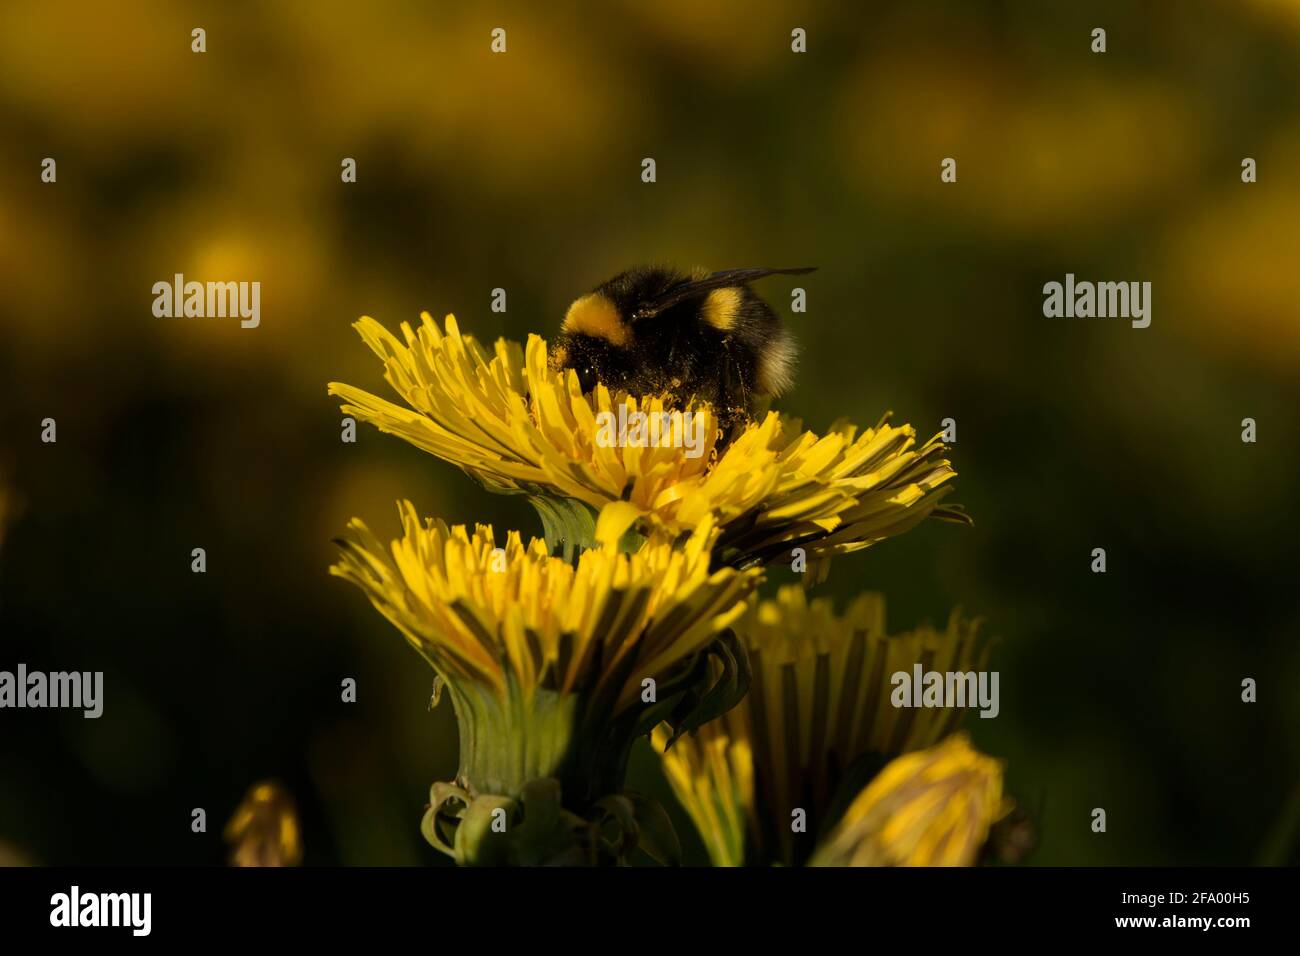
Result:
[731, 341, 756, 407]
[717, 344, 735, 402]
[663, 340, 682, 397]
[716, 344, 749, 435]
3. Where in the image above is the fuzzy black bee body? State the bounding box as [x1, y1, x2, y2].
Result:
[550, 266, 813, 427]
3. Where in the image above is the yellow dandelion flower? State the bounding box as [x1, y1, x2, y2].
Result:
[224, 780, 303, 867]
[332, 502, 761, 809]
[810, 733, 1011, 867]
[328, 313, 966, 568]
[657, 586, 990, 866]
[651, 722, 752, 867]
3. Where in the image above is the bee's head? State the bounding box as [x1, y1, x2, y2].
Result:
[549, 292, 633, 393]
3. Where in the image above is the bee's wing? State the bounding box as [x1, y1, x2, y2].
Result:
[632, 267, 817, 320]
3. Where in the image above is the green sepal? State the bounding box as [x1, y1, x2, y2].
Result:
[659, 629, 752, 750]
[591, 794, 639, 860]
[421, 775, 680, 866]
[626, 791, 682, 866]
[525, 491, 647, 562]
[422, 781, 471, 859]
[528, 494, 600, 562]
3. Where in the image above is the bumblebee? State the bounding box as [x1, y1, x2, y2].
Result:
[549, 265, 815, 428]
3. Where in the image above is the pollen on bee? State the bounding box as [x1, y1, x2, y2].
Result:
[701, 287, 742, 330]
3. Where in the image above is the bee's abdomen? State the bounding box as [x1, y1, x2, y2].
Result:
[709, 286, 793, 397]
[754, 324, 797, 396]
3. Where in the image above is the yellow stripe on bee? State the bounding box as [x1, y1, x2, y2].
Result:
[756, 328, 796, 395]
[701, 287, 742, 330]
[562, 293, 629, 346]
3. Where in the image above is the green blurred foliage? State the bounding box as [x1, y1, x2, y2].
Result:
[1, 0, 1297, 865]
